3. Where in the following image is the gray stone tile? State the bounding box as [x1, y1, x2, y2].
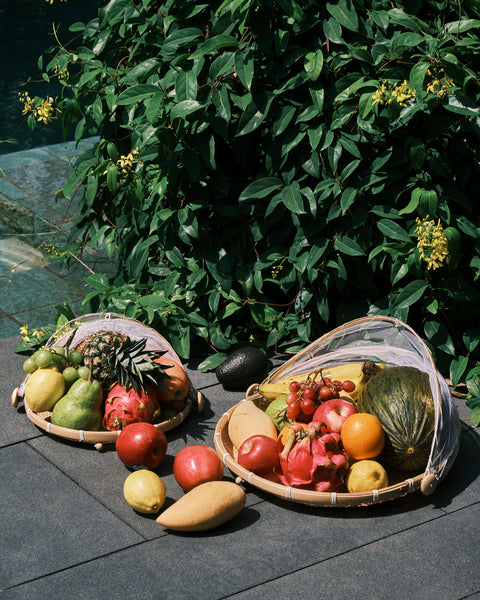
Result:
[227, 503, 480, 600]
[0, 238, 49, 272]
[429, 427, 480, 512]
[0, 316, 23, 340]
[6, 299, 85, 333]
[0, 177, 26, 199]
[0, 489, 444, 600]
[0, 335, 41, 447]
[4, 159, 73, 197]
[0, 267, 84, 314]
[0, 147, 48, 170]
[0, 443, 143, 590]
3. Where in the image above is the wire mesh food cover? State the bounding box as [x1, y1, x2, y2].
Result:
[263, 316, 461, 494]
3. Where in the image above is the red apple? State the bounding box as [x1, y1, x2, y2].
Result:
[237, 434, 281, 477]
[311, 398, 358, 435]
[116, 422, 168, 470]
[173, 445, 224, 491]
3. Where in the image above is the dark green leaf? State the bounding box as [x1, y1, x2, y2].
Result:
[239, 177, 282, 201]
[326, 0, 358, 32]
[377, 219, 412, 243]
[333, 236, 365, 257]
[304, 49, 323, 81]
[393, 280, 429, 309]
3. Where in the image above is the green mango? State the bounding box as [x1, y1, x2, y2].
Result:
[265, 394, 289, 432]
[50, 379, 103, 431]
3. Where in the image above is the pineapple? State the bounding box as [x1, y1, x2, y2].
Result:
[74, 331, 171, 393]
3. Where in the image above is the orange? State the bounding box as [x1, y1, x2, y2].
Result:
[154, 357, 190, 406]
[341, 412, 385, 460]
[277, 422, 308, 445]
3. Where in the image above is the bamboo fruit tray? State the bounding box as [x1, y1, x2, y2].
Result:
[13, 313, 201, 449]
[214, 316, 461, 508]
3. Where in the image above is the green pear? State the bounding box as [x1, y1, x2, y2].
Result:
[50, 379, 103, 431]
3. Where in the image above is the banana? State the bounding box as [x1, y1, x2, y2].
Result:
[258, 361, 386, 403]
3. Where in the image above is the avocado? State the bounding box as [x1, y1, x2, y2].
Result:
[215, 346, 269, 390]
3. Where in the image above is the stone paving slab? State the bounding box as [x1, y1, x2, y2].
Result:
[0, 443, 144, 590]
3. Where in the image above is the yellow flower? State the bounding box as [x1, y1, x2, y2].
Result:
[372, 80, 416, 108]
[117, 150, 140, 174]
[34, 96, 56, 124]
[20, 325, 30, 339]
[19, 92, 35, 115]
[54, 65, 69, 80]
[415, 216, 449, 270]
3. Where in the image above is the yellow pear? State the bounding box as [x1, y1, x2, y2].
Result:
[24, 367, 65, 412]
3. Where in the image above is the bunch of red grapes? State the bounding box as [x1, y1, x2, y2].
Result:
[285, 373, 356, 423]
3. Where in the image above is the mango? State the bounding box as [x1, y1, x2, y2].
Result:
[156, 481, 246, 531]
[228, 400, 277, 450]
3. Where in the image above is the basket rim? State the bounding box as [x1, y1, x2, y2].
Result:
[214, 396, 424, 508]
[23, 393, 193, 444]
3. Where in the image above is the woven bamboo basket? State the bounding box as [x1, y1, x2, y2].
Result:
[13, 313, 201, 449]
[214, 316, 461, 507]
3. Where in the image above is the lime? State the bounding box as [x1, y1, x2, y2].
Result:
[35, 349, 53, 368]
[123, 470, 166, 514]
[50, 354, 67, 372]
[50, 345, 66, 357]
[77, 366, 90, 379]
[67, 349, 83, 365]
[23, 357, 38, 374]
[63, 366, 79, 386]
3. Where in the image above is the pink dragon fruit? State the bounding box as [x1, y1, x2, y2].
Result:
[103, 383, 161, 431]
[277, 427, 350, 492]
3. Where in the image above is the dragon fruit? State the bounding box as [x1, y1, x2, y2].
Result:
[103, 383, 161, 431]
[277, 426, 350, 492]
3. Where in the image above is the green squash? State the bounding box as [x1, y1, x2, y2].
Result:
[356, 366, 435, 472]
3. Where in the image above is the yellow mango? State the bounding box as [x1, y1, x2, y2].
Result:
[156, 481, 246, 531]
[228, 400, 277, 450]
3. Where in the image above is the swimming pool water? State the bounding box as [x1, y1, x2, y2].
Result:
[0, 0, 97, 154]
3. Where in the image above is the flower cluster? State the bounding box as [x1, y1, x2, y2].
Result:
[20, 325, 44, 343]
[425, 68, 455, 98]
[117, 150, 140, 175]
[54, 65, 69, 80]
[372, 80, 417, 107]
[415, 216, 449, 270]
[18, 92, 58, 124]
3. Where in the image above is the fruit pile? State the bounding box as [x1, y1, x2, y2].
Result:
[228, 362, 436, 495]
[21, 330, 190, 432]
[115, 422, 245, 532]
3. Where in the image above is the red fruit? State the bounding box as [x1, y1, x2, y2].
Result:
[116, 422, 168, 470]
[154, 357, 190, 406]
[319, 386, 334, 401]
[300, 397, 316, 416]
[103, 383, 161, 431]
[237, 434, 281, 477]
[288, 381, 301, 393]
[342, 380, 356, 393]
[311, 397, 358, 435]
[302, 386, 316, 401]
[286, 400, 301, 420]
[173, 445, 223, 491]
[277, 428, 349, 492]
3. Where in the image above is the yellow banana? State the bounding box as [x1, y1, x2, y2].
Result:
[258, 361, 385, 402]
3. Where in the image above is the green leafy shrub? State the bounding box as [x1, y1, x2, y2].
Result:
[24, 0, 480, 419]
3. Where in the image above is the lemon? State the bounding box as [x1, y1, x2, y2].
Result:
[345, 459, 389, 493]
[123, 470, 166, 514]
[24, 366, 66, 412]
